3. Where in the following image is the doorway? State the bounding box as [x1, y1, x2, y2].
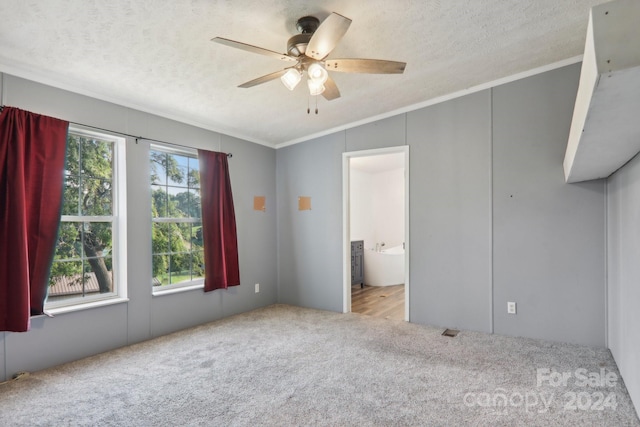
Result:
[342, 146, 409, 321]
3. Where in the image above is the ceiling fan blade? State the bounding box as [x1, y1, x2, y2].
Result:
[238, 69, 289, 88]
[212, 37, 296, 62]
[306, 13, 352, 60]
[324, 59, 406, 74]
[322, 76, 341, 101]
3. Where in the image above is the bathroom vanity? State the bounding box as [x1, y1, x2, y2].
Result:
[351, 240, 364, 288]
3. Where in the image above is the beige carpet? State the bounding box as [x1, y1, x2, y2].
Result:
[0, 304, 638, 426]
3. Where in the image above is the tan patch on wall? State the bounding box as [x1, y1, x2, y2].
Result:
[253, 196, 265, 212]
[298, 196, 311, 211]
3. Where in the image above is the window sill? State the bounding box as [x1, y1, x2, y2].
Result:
[152, 283, 204, 296]
[44, 296, 129, 317]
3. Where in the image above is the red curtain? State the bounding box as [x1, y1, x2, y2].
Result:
[198, 150, 240, 291]
[0, 107, 68, 332]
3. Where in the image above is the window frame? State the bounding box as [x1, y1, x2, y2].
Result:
[150, 143, 204, 296]
[45, 127, 127, 313]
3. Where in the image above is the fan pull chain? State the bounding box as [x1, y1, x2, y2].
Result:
[306, 95, 319, 115]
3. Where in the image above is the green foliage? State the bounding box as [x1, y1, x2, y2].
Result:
[49, 143, 205, 298]
[150, 151, 183, 185]
[150, 150, 204, 286]
[49, 135, 114, 296]
[61, 135, 113, 217]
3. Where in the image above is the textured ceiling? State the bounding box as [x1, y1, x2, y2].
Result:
[0, 0, 605, 147]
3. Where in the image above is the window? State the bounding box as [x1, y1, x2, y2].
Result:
[47, 129, 126, 309]
[150, 146, 204, 293]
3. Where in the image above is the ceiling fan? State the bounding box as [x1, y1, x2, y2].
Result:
[212, 12, 406, 102]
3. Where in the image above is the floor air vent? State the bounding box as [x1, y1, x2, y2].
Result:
[442, 329, 459, 337]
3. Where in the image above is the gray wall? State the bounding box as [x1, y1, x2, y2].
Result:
[276, 63, 607, 346]
[492, 66, 606, 346]
[276, 115, 407, 313]
[1, 62, 617, 390]
[0, 74, 277, 381]
[407, 90, 492, 332]
[345, 115, 406, 151]
[0, 332, 4, 381]
[607, 152, 640, 414]
[277, 133, 345, 312]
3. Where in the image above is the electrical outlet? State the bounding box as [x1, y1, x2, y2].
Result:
[255, 283, 260, 293]
[507, 301, 517, 314]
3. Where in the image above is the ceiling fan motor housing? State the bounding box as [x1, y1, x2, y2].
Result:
[287, 34, 312, 57]
[287, 16, 320, 57]
[296, 16, 320, 34]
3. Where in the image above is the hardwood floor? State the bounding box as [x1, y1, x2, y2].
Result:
[351, 284, 404, 321]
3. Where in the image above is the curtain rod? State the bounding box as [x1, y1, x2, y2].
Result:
[71, 122, 233, 158]
[0, 105, 232, 158]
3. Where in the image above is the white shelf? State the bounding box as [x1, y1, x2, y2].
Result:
[563, 0, 640, 183]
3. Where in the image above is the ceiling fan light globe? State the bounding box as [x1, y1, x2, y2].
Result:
[281, 69, 302, 90]
[307, 79, 325, 96]
[307, 63, 328, 85]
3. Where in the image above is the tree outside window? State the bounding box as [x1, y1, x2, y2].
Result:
[48, 133, 115, 303]
[150, 148, 204, 289]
